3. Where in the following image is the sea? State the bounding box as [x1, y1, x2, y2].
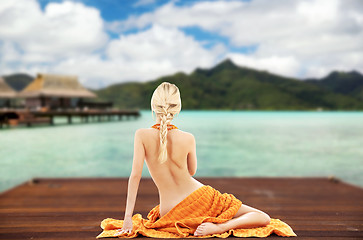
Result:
[1, 110, 363, 192]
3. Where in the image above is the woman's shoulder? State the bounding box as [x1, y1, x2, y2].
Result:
[134, 128, 151, 135]
[178, 129, 194, 138]
[173, 129, 195, 141]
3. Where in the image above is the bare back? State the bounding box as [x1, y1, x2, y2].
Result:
[139, 127, 204, 217]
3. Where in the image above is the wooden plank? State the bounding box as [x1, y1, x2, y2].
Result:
[1, 177, 362, 239]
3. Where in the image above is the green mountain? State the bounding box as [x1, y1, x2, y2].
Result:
[3, 73, 34, 91]
[2, 60, 363, 110]
[95, 59, 363, 110]
[306, 71, 363, 100]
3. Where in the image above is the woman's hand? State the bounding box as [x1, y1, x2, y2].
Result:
[114, 217, 133, 236]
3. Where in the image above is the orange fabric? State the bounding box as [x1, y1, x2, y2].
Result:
[151, 123, 178, 130]
[96, 185, 297, 238]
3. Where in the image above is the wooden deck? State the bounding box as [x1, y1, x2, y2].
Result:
[0, 109, 140, 128]
[0, 177, 362, 239]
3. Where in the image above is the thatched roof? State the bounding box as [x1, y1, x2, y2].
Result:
[18, 73, 96, 98]
[0, 77, 17, 98]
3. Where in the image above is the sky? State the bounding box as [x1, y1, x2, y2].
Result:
[0, 0, 362, 89]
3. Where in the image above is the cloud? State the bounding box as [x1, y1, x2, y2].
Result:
[52, 24, 225, 88]
[109, 0, 363, 78]
[1, 0, 363, 88]
[0, 0, 224, 88]
[0, 0, 108, 86]
[227, 53, 300, 78]
[0, 41, 22, 62]
[0, 0, 108, 61]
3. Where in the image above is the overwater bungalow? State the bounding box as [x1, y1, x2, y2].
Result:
[1, 73, 139, 128]
[0, 77, 17, 108]
[17, 73, 97, 111]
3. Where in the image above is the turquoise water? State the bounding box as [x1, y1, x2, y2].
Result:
[1, 110, 363, 192]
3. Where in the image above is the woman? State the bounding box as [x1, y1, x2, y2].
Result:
[97, 82, 296, 238]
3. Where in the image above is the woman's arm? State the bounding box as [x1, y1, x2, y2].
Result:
[187, 134, 197, 176]
[118, 129, 145, 234]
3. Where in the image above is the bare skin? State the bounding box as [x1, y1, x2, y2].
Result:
[194, 205, 271, 236]
[116, 117, 271, 237]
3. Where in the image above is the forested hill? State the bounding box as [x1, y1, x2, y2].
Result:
[306, 71, 363, 101]
[95, 59, 363, 110]
[3, 59, 363, 110]
[3, 73, 33, 91]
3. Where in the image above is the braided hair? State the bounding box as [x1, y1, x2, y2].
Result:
[151, 82, 181, 164]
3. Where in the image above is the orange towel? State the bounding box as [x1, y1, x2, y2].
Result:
[96, 185, 297, 238]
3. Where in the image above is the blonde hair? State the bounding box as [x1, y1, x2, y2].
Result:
[151, 82, 181, 164]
